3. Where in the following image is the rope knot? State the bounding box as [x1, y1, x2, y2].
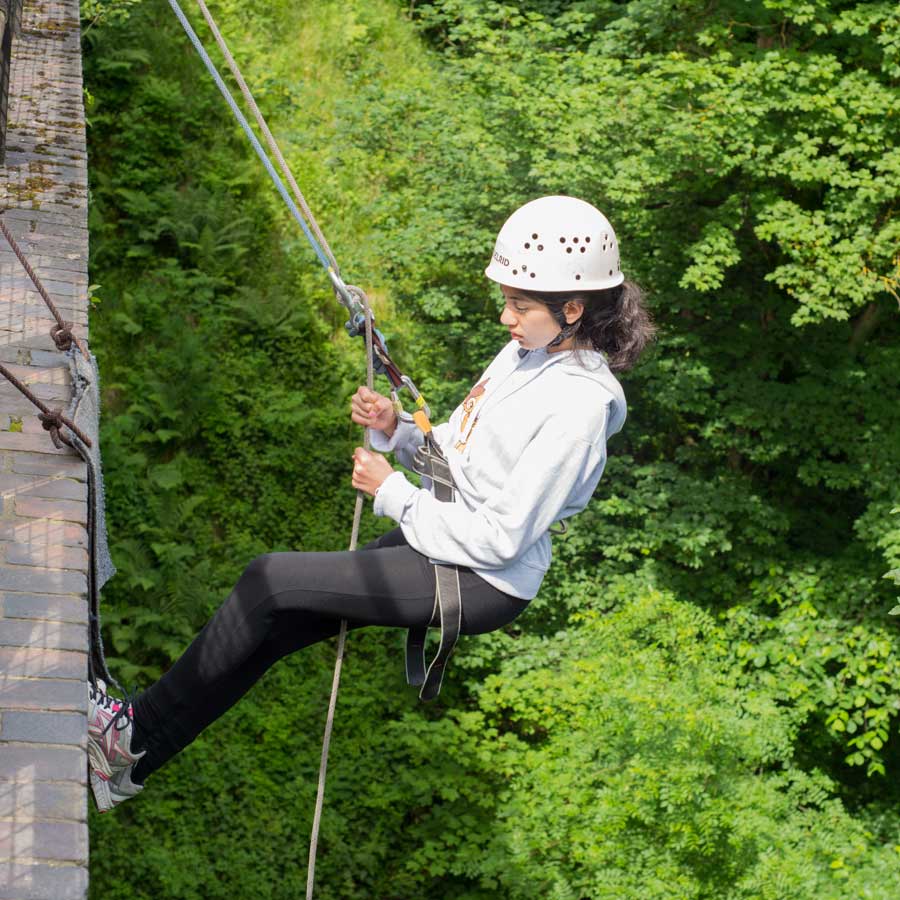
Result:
[38, 408, 72, 449]
[50, 321, 74, 351]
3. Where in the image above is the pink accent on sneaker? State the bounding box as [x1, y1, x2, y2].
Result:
[87, 680, 146, 776]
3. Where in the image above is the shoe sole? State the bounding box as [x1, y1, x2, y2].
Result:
[89, 769, 115, 813]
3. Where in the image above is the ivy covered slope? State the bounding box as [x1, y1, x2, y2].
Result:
[84, 1, 900, 898]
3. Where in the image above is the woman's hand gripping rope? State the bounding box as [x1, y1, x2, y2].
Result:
[351, 447, 394, 498]
[350, 385, 397, 435]
[351, 386, 397, 497]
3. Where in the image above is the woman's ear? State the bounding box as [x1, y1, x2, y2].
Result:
[563, 299, 585, 325]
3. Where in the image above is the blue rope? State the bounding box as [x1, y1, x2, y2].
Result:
[166, 0, 333, 273]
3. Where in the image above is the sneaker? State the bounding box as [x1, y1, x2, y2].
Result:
[87, 679, 146, 778]
[90, 763, 143, 813]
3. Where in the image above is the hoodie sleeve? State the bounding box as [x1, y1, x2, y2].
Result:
[372, 410, 608, 569]
[370, 417, 452, 471]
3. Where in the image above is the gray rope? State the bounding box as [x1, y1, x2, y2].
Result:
[306, 293, 375, 900]
[190, 0, 341, 274]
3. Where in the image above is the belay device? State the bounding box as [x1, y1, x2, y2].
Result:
[344, 311, 463, 702]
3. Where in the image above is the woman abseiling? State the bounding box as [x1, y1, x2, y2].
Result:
[87, 195, 655, 812]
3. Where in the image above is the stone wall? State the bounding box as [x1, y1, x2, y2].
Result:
[0, 1, 91, 898]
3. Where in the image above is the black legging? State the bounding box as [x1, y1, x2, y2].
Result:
[130, 527, 529, 782]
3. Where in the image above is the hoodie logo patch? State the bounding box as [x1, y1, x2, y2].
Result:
[455, 378, 490, 452]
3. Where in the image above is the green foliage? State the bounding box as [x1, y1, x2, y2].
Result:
[83, 0, 899, 897]
[451, 590, 900, 899]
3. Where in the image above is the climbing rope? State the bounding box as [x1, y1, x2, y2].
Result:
[165, 0, 363, 318]
[191, 0, 341, 275]
[163, 4, 394, 894]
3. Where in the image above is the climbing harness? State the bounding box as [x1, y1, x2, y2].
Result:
[163, 2, 464, 896]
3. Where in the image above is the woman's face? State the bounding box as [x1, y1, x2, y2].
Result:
[498, 285, 582, 352]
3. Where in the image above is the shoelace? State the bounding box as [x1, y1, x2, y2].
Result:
[91, 683, 139, 738]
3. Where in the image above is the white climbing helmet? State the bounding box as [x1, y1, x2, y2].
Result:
[484, 195, 624, 292]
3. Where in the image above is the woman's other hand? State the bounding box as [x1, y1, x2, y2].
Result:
[351, 386, 397, 437]
[351, 447, 394, 497]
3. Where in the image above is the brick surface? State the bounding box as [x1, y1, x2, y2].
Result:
[0, 744, 85, 783]
[5, 543, 89, 569]
[0, 678, 85, 711]
[13, 497, 87, 525]
[0, 821, 87, 863]
[0, 863, 88, 900]
[0, 712, 85, 747]
[0, 519, 88, 546]
[0, 474, 85, 503]
[0, 648, 86, 680]
[6, 456, 86, 480]
[0, 619, 86, 650]
[0, 432, 68, 454]
[0, 0, 94, 892]
[0, 364, 70, 385]
[0, 780, 84, 820]
[0, 378, 73, 401]
[0, 566, 86, 595]
[0, 593, 87, 624]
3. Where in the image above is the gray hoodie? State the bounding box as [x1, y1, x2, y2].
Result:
[372, 340, 627, 599]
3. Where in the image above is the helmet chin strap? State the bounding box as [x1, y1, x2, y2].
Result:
[543, 309, 581, 351]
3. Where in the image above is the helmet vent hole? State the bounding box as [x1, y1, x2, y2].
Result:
[580, 247, 586, 254]
[566, 247, 573, 254]
[559, 237, 566, 243]
[605, 233, 609, 240]
[585, 236, 591, 243]
[522, 265, 527, 272]
[575, 274, 581, 281]
[532, 233, 538, 239]
[603, 244, 606, 250]
[530, 272, 536, 278]
[512, 269, 518, 275]
[537, 244, 543, 251]
[524, 242, 531, 249]
[573, 237, 579, 244]
[609, 269, 613, 276]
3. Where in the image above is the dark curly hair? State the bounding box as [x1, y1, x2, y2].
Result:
[520, 280, 655, 372]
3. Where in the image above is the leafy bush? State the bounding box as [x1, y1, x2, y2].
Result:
[85, 1, 900, 897]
